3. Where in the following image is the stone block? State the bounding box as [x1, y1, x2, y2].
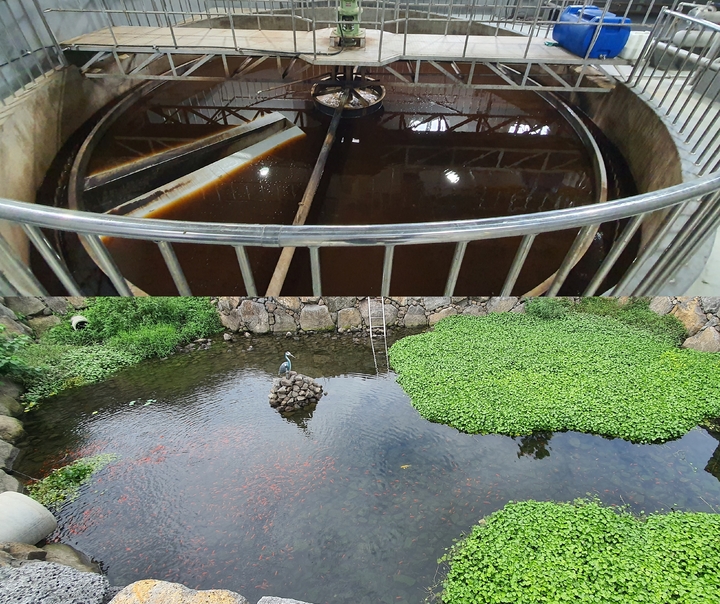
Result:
[337, 308, 362, 330]
[700, 297, 720, 315]
[402, 306, 427, 328]
[43, 298, 71, 315]
[3, 298, 45, 317]
[272, 310, 297, 333]
[648, 296, 674, 316]
[300, 305, 334, 331]
[671, 298, 707, 336]
[359, 299, 398, 326]
[429, 307, 458, 326]
[67, 297, 87, 310]
[277, 297, 302, 312]
[0, 441, 19, 471]
[325, 297, 356, 313]
[217, 297, 241, 313]
[239, 300, 269, 334]
[423, 297, 451, 311]
[463, 305, 488, 317]
[682, 327, 720, 353]
[27, 316, 61, 336]
[0, 395, 23, 418]
[0, 317, 32, 337]
[220, 309, 243, 332]
[487, 297, 519, 313]
[0, 305, 17, 321]
[109, 579, 249, 604]
[0, 417, 24, 444]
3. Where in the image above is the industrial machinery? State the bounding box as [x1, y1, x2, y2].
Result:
[330, 0, 366, 47]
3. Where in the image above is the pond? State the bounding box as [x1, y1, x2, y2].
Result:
[17, 334, 720, 604]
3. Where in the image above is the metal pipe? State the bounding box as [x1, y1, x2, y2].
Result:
[381, 244, 394, 297]
[234, 245, 258, 296]
[79, 234, 133, 296]
[30, 0, 68, 67]
[500, 233, 535, 296]
[310, 246, 322, 296]
[582, 213, 643, 296]
[0, 232, 48, 296]
[444, 240, 467, 296]
[22, 225, 82, 296]
[157, 241, 192, 295]
[545, 224, 599, 296]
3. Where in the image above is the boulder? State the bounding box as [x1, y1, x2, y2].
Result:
[0, 382, 23, 400]
[0, 492, 57, 543]
[423, 297, 451, 312]
[359, 299, 398, 326]
[0, 317, 32, 337]
[487, 297, 519, 313]
[682, 327, 720, 353]
[42, 543, 101, 574]
[299, 305, 334, 331]
[3, 298, 45, 317]
[402, 305, 427, 328]
[109, 579, 250, 604]
[0, 417, 24, 444]
[671, 298, 707, 336]
[1, 543, 46, 561]
[239, 300, 269, 334]
[217, 297, 241, 313]
[325, 297, 356, 313]
[701, 297, 720, 315]
[27, 315, 62, 336]
[0, 561, 110, 604]
[0, 440, 19, 471]
[272, 310, 297, 333]
[43, 298, 72, 316]
[0, 395, 23, 418]
[67, 297, 88, 310]
[429, 307, 458, 326]
[462, 305, 488, 317]
[337, 308, 362, 330]
[277, 297, 301, 312]
[220, 309, 244, 332]
[0, 470, 21, 493]
[649, 296, 674, 316]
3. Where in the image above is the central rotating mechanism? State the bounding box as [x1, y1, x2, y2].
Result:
[311, 68, 386, 118]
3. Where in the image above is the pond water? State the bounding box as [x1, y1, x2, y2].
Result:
[18, 335, 720, 604]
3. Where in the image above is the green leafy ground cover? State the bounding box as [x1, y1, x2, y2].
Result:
[389, 300, 720, 442]
[440, 499, 720, 604]
[17, 297, 223, 408]
[27, 454, 118, 509]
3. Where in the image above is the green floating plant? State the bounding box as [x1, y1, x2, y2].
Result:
[389, 303, 720, 443]
[440, 499, 720, 604]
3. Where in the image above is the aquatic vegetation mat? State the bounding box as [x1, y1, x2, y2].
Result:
[389, 307, 720, 442]
[28, 454, 118, 509]
[440, 499, 720, 604]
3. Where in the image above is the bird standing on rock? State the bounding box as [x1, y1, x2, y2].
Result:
[279, 351, 295, 376]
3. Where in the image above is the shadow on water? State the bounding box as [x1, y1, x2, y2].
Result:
[17, 335, 720, 604]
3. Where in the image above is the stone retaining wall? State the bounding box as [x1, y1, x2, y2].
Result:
[216, 296, 720, 352]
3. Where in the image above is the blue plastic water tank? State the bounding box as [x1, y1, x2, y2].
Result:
[552, 5, 631, 59]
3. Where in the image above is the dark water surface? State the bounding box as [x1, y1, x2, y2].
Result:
[18, 335, 720, 604]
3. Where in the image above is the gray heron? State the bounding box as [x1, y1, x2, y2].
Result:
[279, 351, 295, 376]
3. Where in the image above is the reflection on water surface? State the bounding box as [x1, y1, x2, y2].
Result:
[18, 335, 720, 604]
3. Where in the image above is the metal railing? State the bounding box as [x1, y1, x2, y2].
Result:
[0, 1, 719, 297]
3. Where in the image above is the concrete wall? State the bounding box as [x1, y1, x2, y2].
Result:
[0, 67, 135, 262]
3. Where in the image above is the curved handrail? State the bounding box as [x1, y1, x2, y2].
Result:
[1, 172, 719, 247]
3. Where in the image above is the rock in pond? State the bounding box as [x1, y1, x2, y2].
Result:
[109, 579, 250, 604]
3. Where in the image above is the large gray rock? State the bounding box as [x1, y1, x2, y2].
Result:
[701, 297, 720, 315]
[649, 296, 674, 316]
[272, 310, 297, 333]
[217, 297, 241, 313]
[463, 305, 488, 317]
[402, 305, 427, 328]
[682, 327, 720, 353]
[27, 315, 62, 336]
[359, 299, 398, 326]
[0, 395, 23, 418]
[429, 307, 458, 326]
[0, 492, 57, 543]
[239, 300, 269, 334]
[0, 440, 19, 471]
[299, 305, 334, 331]
[423, 297, 451, 311]
[0, 470, 21, 493]
[0, 316, 32, 337]
[0, 561, 110, 604]
[0, 304, 17, 321]
[220, 308, 244, 332]
[43, 298, 72, 316]
[325, 297, 356, 313]
[337, 308, 362, 330]
[109, 580, 249, 604]
[277, 297, 301, 312]
[487, 297, 519, 313]
[3, 298, 46, 317]
[42, 543, 101, 574]
[672, 298, 707, 336]
[0, 417, 24, 444]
